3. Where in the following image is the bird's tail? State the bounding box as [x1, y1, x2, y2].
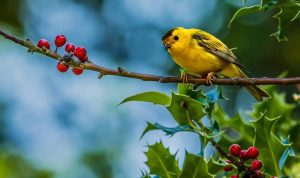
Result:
[221, 64, 270, 101]
[238, 68, 270, 102]
[245, 85, 270, 102]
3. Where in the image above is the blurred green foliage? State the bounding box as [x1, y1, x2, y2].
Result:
[82, 151, 113, 178]
[0, 149, 53, 178]
[0, 0, 24, 32]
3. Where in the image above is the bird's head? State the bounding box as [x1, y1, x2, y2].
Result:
[162, 27, 188, 52]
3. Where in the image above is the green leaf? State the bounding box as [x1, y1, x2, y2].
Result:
[140, 122, 157, 139]
[189, 89, 209, 106]
[179, 153, 213, 178]
[212, 103, 255, 147]
[119, 91, 171, 106]
[167, 92, 207, 125]
[207, 157, 224, 175]
[271, 3, 300, 41]
[230, 0, 300, 41]
[145, 142, 180, 178]
[250, 91, 295, 119]
[177, 83, 209, 106]
[250, 90, 296, 138]
[140, 122, 192, 139]
[228, 5, 261, 27]
[177, 83, 192, 95]
[252, 115, 291, 176]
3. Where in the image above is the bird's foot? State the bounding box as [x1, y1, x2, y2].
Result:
[181, 73, 191, 84]
[206, 72, 216, 85]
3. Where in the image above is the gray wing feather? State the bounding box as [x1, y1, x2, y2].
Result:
[192, 33, 245, 68]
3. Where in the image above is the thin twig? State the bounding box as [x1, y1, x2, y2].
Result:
[1, 29, 300, 86]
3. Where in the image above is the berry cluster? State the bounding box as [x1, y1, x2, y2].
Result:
[37, 35, 88, 75]
[224, 144, 263, 178]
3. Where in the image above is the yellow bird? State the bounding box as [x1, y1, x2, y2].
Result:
[162, 27, 269, 101]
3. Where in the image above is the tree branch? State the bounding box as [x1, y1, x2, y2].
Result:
[1, 29, 300, 86]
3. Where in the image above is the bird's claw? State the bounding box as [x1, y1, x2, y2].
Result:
[181, 73, 190, 83]
[206, 72, 216, 85]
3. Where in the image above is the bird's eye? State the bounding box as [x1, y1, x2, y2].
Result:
[174, 35, 179, 41]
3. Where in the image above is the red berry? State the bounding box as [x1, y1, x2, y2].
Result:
[251, 160, 262, 170]
[65, 43, 75, 53]
[79, 55, 88, 63]
[240, 150, 248, 159]
[55, 34, 66, 47]
[223, 165, 233, 172]
[231, 175, 239, 178]
[72, 67, 83, 75]
[247, 146, 259, 159]
[74, 46, 87, 61]
[37, 39, 50, 49]
[57, 62, 69, 72]
[229, 144, 241, 156]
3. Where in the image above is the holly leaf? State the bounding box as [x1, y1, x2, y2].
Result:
[177, 83, 192, 95]
[140, 122, 192, 139]
[177, 83, 209, 106]
[270, 2, 300, 41]
[228, 5, 261, 27]
[212, 103, 255, 148]
[189, 89, 209, 106]
[145, 142, 180, 178]
[207, 157, 224, 175]
[250, 91, 295, 119]
[167, 92, 207, 125]
[140, 122, 157, 139]
[230, 0, 300, 41]
[250, 90, 296, 137]
[179, 153, 213, 178]
[252, 115, 291, 176]
[119, 91, 171, 106]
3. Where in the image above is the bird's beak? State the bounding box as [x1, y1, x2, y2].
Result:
[164, 43, 171, 50]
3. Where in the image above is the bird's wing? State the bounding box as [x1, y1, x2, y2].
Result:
[192, 32, 245, 68]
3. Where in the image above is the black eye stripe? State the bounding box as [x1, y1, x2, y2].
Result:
[162, 28, 177, 41]
[174, 35, 179, 40]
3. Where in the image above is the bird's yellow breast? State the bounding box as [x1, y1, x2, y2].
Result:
[168, 42, 227, 75]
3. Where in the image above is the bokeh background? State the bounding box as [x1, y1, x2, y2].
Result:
[0, 0, 299, 177]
